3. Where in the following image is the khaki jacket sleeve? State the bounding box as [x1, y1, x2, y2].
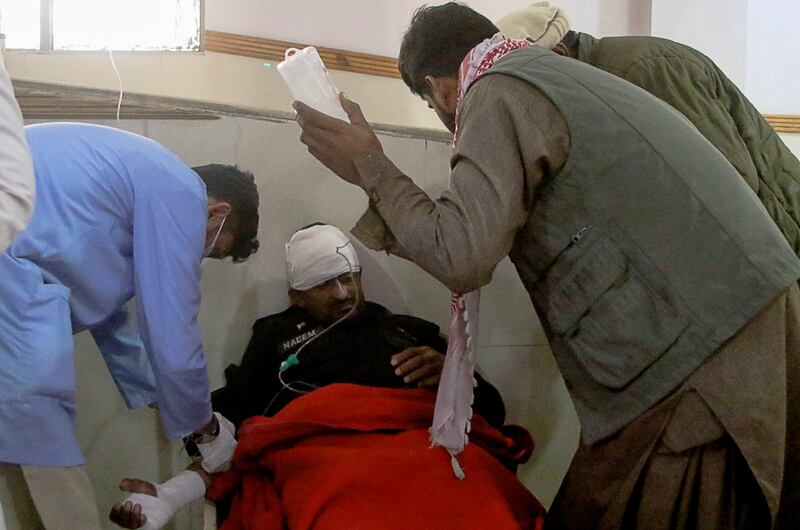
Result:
[352, 74, 569, 293]
[0, 59, 35, 253]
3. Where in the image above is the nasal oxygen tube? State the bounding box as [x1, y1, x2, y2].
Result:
[277, 274, 350, 373]
[264, 242, 360, 414]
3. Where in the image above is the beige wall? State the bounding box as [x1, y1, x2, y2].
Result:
[204, 0, 651, 58]
[652, 0, 799, 114]
[6, 50, 445, 130]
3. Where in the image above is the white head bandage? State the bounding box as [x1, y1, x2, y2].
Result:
[285, 225, 361, 291]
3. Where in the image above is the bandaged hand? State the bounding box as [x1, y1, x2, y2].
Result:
[197, 412, 237, 473]
[391, 346, 445, 387]
[110, 471, 206, 530]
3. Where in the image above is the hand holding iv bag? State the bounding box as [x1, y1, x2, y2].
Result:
[278, 47, 349, 121]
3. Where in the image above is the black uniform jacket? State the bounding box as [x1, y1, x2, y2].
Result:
[212, 302, 506, 429]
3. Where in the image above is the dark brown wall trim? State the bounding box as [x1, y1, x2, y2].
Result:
[204, 30, 401, 79]
[12, 80, 453, 142]
[764, 115, 800, 134]
[15, 82, 219, 120]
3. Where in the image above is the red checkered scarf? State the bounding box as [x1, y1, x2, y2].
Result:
[453, 35, 532, 145]
[430, 36, 531, 477]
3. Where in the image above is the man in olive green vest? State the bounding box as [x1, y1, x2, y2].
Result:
[497, 2, 800, 258]
[293, 3, 800, 528]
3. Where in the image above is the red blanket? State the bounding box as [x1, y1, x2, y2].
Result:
[208, 384, 545, 530]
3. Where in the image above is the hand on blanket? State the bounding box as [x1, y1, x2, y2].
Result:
[392, 346, 445, 387]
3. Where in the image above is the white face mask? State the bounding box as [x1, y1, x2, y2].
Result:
[204, 215, 227, 258]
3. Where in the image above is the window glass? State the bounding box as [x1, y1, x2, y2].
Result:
[0, 1, 41, 50]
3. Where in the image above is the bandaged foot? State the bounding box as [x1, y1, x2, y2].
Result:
[116, 470, 206, 530]
[197, 412, 237, 473]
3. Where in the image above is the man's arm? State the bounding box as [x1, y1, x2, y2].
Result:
[132, 164, 213, 439]
[0, 60, 35, 253]
[296, 76, 568, 294]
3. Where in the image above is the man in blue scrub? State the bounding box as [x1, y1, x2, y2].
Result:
[0, 122, 260, 530]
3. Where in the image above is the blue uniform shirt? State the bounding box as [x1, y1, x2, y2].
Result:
[0, 123, 212, 466]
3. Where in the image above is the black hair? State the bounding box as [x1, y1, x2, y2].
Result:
[192, 164, 260, 262]
[398, 2, 499, 96]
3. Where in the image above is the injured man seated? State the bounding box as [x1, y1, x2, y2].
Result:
[110, 224, 545, 530]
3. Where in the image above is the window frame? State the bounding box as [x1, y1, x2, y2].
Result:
[28, 0, 204, 52]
